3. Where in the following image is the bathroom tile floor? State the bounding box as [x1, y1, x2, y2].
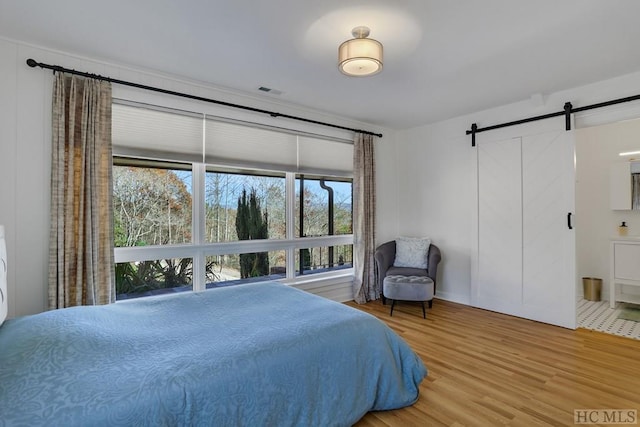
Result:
[578, 299, 640, 340]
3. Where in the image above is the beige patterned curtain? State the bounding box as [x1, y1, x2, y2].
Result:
[48, 73, 115, 309]
[353, 133, 377, 303]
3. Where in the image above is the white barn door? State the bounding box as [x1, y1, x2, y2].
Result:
[521, 131, 576, 328]
[474, 130, 576, 329]
[475, 137, 523, 317]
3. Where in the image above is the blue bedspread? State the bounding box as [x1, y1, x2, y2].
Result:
[0, 282, 426, 426]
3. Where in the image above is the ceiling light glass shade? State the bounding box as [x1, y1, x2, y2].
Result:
[338, 36, 383, 77]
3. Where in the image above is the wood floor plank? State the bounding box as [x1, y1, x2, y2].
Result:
[348, 299, 640, 426]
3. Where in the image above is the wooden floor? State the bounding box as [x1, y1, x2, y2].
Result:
[347, 298, 640, 427]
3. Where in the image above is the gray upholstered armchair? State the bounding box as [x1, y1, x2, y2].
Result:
[374, 241, 441, 306]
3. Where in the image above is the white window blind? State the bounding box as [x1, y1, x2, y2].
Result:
[204, 118, 298, 171]
[297, 136, 353, 177]
[113, 102, 353, 177]
[112, 103, 203, 162]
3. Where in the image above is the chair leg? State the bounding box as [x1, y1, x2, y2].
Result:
[421, 301, 426, 319]
[390, 300, 395, 316]
[382, 295, 386, 305]
[428, 300, 433, 309]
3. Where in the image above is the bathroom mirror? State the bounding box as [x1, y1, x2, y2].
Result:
[610, 160, 640, 210]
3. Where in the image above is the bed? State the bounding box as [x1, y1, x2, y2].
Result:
[0, 231, 427, 427]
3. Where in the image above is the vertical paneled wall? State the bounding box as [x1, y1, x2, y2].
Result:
[0, 40, 19, 317]
[0, 40, 52, 317]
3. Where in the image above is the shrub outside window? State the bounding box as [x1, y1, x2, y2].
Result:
[115, 258, 194, 300]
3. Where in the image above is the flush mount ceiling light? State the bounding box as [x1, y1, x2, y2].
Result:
[338, 26, 383, 77]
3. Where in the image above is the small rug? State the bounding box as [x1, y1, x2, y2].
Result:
[617, 305, 640, 322]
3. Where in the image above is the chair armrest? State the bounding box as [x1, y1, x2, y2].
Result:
[374, 241, 396, 285]
[427, 244, 442, 288]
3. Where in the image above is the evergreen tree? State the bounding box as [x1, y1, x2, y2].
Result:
[236, 188, 269, 278]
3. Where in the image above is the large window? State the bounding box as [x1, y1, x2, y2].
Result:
[112, 102, 353, 300]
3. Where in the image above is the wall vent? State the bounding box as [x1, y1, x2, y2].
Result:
[258, 86, 283, 95]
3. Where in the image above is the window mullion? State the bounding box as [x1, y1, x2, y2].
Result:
[285, 172, 296, 279]
[192, 162, 206, 291]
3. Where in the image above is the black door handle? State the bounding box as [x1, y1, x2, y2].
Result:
[567, 212, 573, 230]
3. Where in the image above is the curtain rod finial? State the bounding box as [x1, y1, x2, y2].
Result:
[26, 58, 38, 68]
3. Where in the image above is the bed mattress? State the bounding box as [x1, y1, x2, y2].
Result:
[0, 281, 426, 426]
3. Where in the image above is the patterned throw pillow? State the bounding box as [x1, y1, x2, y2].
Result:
[393, 237, 431, 269]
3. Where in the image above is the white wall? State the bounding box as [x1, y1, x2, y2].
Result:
[394, 125, 474, 304]
[374, 135, 399, 243]
[0, 39, 51, 318]
[0, 37, 395, 317]
[393, 71, 640, 306]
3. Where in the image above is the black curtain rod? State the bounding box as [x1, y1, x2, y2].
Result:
[26, 58, 383, 138]
[466, 91, 640, 147]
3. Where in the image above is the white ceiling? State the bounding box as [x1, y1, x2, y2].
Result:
[2, 0, 640, 130]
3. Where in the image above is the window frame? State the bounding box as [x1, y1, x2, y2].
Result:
[113, 160, 354, 295]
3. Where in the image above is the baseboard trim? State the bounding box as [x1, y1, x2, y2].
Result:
[434, 291, 470, 306]
[291, 277, 354, 303]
